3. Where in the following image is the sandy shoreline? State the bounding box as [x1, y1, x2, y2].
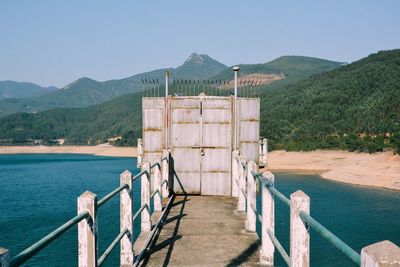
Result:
[267, 150, 400, 191]
[1, 146, 399, 191]
[0, 145, 137, 157]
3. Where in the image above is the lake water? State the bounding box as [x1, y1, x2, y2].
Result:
[0, 154, 399, 266]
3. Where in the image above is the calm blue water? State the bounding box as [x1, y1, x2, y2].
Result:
[0, 154, 399, 266]
[263, 173, 400, 266]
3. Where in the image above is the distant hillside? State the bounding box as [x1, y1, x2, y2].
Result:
[260, 49, 400, 153]
[0, 81, 58, 100]
[212, 56, 344, 91]
[0, 92, 143, 145]
[0, 53, 226, 117]
[2, 50, 397, 154]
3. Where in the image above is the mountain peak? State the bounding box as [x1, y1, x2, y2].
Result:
[174, 53, 227, 79]
[184, 53, 206, 64]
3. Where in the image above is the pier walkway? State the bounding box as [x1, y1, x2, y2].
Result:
[136, 195, 260, 266]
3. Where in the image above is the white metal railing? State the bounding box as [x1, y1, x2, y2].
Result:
[231, 150, 400, 267]
[0, 149, 174, 267]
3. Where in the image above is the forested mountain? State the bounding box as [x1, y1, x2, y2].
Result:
[0, 81, 58, 100]
[260, 49, 400, 153]
[0, 92, 142, 145]
[1, 50, 398, 153]
[0, 53, 225, 117]
[211, 56, 344, 91]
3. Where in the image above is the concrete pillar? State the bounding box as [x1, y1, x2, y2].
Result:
[260, 172, 275, 266]
[246, 160, 257, 232]
[153, 164, 162, 212]
[237, 156, 246, 211]
[161, 149, 169, 198]
[137, 139, 143, 168]
[232, 150, 239, 197]
[120, 170, 134, 266]
[361, 240, 400, 267]
[78, 191, 98, 267]
[0, 248, 9, 267]
[141, 162, 151, 232]
[262, 138, 268, 165]
[290, 190, 310, 267]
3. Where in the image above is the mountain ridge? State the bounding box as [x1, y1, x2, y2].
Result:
[0, 81, 58, 100]
[0, 53, 226, 117]
[1, 50, 397, 154]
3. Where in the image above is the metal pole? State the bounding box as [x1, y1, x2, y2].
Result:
[233, 66, 240, 150]
[165, 71, 169, 97]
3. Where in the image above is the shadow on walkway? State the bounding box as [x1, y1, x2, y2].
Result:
[140, 195, 190, 267]
[226, 239, 261, 267]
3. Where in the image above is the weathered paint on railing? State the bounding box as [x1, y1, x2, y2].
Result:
[1, 153, 173, 267]
[233, 161, 400, 267]
[8, 211, 89, 267]
[299, 211, 361, 265]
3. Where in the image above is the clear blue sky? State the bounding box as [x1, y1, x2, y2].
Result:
[0, 1, 399, 87]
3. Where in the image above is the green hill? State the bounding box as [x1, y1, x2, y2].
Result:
[1, 50, 397, 153]
[0, 81, 58, 100]
[259, 49, 400, 153]
[211, 55, 344, 91]
[0, 92, 142, 145]
[0, 53, 226, 117]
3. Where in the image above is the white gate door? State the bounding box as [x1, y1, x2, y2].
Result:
[200, 97, 232, 195]
[171, 96, 232, 195]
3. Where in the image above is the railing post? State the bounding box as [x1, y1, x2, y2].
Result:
[361, 240, 400, 266]
[232, 150, 239, 197]
[262, 138, 268, 165]
[120, 170, 134, 266]
[290, 190, 310, 267]
[259, 139, 263, 163]
[153, 164, 162, 211]
[246, 160, 257, 232]
[141, 162, 151, 232]
[137, 139, 143, 168]
[0, 248, 10, 267]
[260, 172, 275, 266]
[237, 156, 246, 211]
[78, 191, 98, 267]
[161, 149, 169, 198]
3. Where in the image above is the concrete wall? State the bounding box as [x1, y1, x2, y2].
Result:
[239, 98, 260, 163]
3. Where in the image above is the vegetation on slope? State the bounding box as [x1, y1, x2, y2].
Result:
[0, 81, 58, 100]
[0, 53, 226, 117]
[1, 50, 398, 154]
[0, 93, 142, 146]
[260, 49, 400, 153]
[211, 55, 344, 91]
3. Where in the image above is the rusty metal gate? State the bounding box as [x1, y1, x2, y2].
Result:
[171, 96, 232, 195]
[142, 95, 259, 196]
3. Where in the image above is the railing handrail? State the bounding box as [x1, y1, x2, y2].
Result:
[5, 154, 171, 267]
[248, 168, 362, 266]
[299, 211, 361, 265]
[98, 228, 129, 266]
[9, 211, 89, 266]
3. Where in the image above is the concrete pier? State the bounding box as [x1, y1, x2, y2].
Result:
[135, 195, 260, 266]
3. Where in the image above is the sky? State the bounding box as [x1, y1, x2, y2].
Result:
[0, 1, 399, 87]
